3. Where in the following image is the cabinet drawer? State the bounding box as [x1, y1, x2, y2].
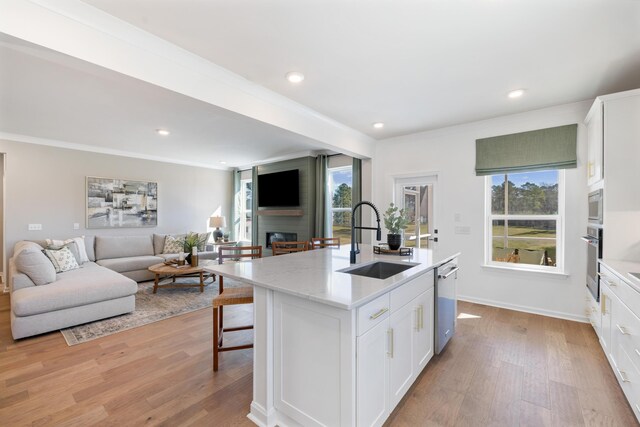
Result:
[358, 293, 390, 336]
[390, 271, 434, 312]
[600, 264, 621, 291]
[615, 345, 640, 418]
[614, 300, 640, 372]
[601, 264, 640, 320]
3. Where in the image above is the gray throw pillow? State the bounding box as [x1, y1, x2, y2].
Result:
[15, 248, 57, 286]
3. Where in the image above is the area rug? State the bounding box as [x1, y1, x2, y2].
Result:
[61, 276, 242, 346]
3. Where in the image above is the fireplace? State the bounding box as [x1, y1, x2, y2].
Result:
[266, 232, 298, 248]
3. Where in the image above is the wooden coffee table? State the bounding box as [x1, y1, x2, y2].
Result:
[148, 261, 216, 293]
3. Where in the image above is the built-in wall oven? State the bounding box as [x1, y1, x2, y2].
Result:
[588, 189, 603, 224]
[582, 225, 603, 301]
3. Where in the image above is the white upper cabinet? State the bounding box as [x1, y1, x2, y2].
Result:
[585, 99, 604, 186]
[584, 88, 640, 261]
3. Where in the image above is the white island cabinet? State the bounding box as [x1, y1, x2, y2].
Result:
[205, 245, 458, 427]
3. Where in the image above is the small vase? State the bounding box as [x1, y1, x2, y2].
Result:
[387, 234, 402, 250]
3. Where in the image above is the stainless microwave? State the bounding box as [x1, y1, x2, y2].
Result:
[588, 189, 603, 224]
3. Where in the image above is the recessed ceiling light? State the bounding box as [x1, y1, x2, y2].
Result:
[219, 161, 227, 165]
[156, 129, 170, 136]
[373, 122, 385, 129]
[508, 89, 525, 99]
[286, 71, 305, 83]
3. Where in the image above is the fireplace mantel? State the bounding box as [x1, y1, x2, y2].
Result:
[256, 209, 303, 217]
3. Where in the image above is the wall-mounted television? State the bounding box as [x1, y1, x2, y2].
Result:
[258, 169, 300, 207]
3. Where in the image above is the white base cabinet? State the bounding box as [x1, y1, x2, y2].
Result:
[359, 287, 435, 421]
[251, 270, 436, 427]
[594, 262, 640, 422]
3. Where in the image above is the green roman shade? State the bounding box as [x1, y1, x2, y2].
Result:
[475, 124, 577, 176]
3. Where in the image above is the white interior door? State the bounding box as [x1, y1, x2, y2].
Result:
[394, 175, 437, 249]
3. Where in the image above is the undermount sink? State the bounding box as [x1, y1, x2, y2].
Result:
[340, 261, 418, 280]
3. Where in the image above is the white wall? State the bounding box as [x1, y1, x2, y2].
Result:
[374, 101, 592, 321]
[0, 140, 232, 259]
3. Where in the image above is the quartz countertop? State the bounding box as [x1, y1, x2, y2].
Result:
[204, 244, 459, 310]
[601, 258, 640, 293]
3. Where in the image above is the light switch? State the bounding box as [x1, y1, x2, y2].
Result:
[28, 224, 42, 231]
[454, 213, 462, 222]
[73, 223, 80, 230]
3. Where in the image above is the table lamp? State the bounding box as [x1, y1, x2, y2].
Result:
[209, 216, 226, 242]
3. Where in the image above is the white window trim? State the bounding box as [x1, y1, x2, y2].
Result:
[239, 177, 252, 242]
[484, 170, 565, 273]
[393, 174, 438, 249]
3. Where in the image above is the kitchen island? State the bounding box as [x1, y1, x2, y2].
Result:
[205, 244, 459, 427]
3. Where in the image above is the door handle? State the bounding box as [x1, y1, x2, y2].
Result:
[439, 267, 459, 279]
[387, 328, 394, 358]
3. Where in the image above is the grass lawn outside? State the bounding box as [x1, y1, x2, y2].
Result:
[492, 225, 556, 266]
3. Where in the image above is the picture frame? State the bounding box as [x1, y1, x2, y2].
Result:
[86, 176, 158, 229]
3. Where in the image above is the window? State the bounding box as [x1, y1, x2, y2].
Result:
[239, 178, 252, 242]
[486, 170, 564, 272]
[328, 165, 352, 244]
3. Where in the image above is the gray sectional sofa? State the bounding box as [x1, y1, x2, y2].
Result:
[8, 233, 218, 339]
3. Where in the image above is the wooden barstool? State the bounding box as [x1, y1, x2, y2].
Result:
[213, 245, 262, 371]
[310, 237, 341, 249]
[271, 241, 309, 255]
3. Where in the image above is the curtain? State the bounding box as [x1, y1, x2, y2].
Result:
[352, 158, 362, 241]
[230, 169, 241, 242]
[475, 124, 577, 176]
[314, 154, 328, 238]
[251, 166, 259, 246]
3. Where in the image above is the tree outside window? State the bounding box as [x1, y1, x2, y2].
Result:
[488, 170, 563, 270]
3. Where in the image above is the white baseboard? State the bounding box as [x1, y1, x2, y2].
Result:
[458, 294, 589, 323]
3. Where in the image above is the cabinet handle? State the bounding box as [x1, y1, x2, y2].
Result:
[601, 294, 607, 315]
[369, 307, 389, 320]
[419, 305, 424, 330]
[616, 324, 630, 335]
[414, 308, 420, 331]
[617, 368, 630, 383]
[387, 329, 394, 358]
[597, 273, 616, 287]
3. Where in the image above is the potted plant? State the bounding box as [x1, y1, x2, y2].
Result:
[184, 233, 208, 264]
[383, 203, 409, 250]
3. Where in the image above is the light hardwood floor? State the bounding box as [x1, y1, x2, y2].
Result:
[0, 294, 637, 426]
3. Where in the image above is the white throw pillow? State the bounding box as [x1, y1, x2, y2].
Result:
[163, 235, 185, 254]
[43, 246, 80, 273]
[15, 248, 57, 285]
[45, 236, 89, 264]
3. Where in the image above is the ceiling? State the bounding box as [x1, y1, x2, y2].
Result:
[0, 35, 325, 169]
[1, 0, 640, 168]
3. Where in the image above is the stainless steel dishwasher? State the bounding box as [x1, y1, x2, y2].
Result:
[435, 259, 458, 354]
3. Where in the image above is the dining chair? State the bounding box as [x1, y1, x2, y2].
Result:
[310, 237, 341, 249]
[213, 245, 262, 371]
[271, 241, 309, 255]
